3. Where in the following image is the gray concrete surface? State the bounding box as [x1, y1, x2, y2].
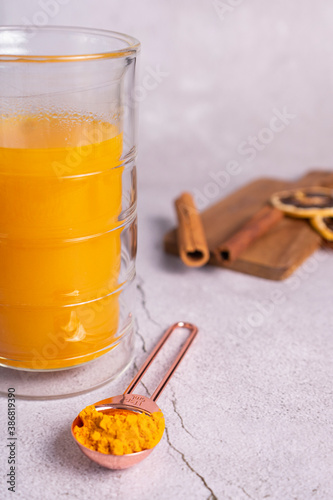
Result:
[0, 1, 333, 499]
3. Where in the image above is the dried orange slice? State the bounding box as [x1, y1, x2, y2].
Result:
[310, 216, 333, 241]
[271, 187, 333, 218]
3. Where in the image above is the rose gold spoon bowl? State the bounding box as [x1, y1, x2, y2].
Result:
[71, 321, 198, 469]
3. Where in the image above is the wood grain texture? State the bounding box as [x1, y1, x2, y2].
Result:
[164, 170, 333, 280]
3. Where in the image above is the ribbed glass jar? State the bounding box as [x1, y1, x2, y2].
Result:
[0, 26, 139, 397]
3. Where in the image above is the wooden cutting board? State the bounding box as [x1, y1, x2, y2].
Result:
[164, 170, 333, 280]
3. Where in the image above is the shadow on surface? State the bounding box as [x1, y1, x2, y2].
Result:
[148, 215, 187, 274]
[148, 215, 219, 277]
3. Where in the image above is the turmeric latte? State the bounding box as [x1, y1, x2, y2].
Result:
[74, 405, 165, 455]
[0, 114, 123, 370]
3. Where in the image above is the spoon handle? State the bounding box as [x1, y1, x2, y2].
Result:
[124, 322, 198, 402]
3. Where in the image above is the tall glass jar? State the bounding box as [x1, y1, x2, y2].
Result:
[0, 26, 140, 397]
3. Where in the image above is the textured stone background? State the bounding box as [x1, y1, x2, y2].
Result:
[0, 2, 333, 499]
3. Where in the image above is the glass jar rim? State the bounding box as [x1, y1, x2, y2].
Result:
[0, 25, 140, 62]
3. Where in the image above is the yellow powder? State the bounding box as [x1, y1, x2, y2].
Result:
[74, 405, 165, 455]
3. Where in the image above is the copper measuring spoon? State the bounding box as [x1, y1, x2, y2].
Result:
[71, 321, 198, 469]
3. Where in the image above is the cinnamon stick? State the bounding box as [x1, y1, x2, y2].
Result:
[175, 192, 210, 267]
[215, 205, 283, 262]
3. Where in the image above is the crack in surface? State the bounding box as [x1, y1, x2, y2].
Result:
[164, 427, 217, 500]
[170, 387, 195, 438]
[136, 276, 161, 328]
[134, 317, 147, 353]
[240, 486, 255, 500]
[133, 361, 150, 397]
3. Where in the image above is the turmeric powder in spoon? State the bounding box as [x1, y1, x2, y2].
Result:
[73, 405, 165, 455]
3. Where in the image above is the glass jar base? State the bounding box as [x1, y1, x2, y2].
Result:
[0, 321, 134, 399]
